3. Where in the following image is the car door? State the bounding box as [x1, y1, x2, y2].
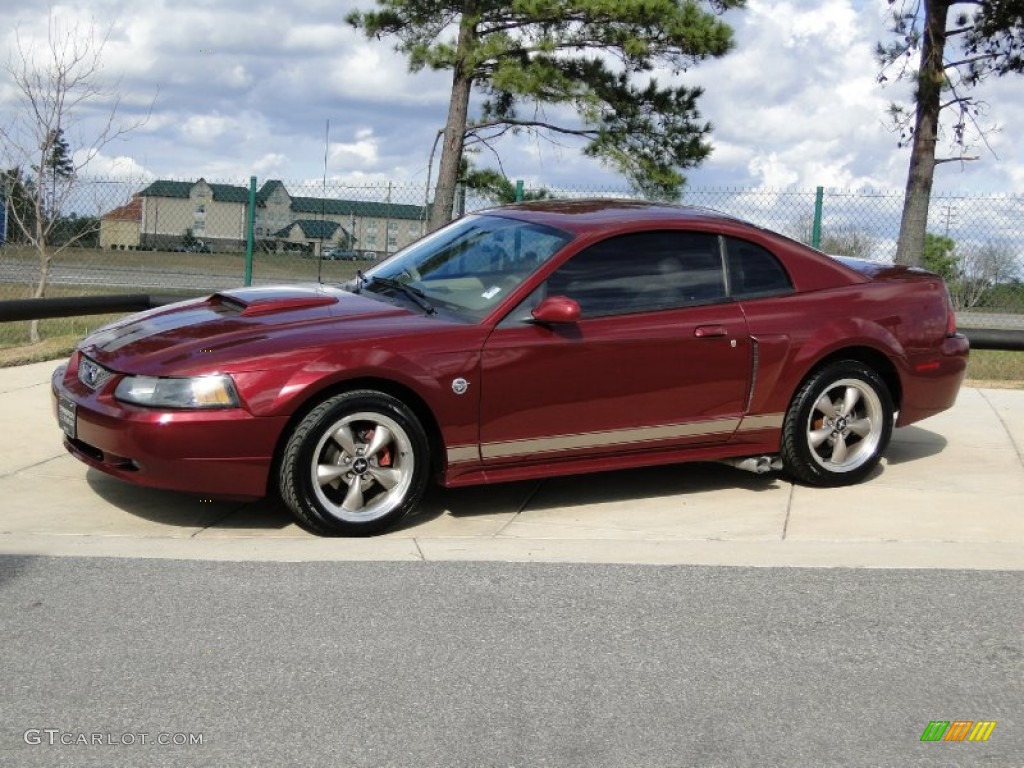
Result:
[478, 230, 752, 465]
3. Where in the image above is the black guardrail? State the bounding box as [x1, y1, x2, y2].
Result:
[0, 294, 197, 322]
[0, 294, 1022, 351]
[962, 328, 1024, 351]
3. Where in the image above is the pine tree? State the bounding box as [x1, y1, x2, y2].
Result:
[349, 0, 743, 229]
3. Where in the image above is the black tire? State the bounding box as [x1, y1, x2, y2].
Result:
[278, 390, 429, 536]
[781, 360, 894, 487]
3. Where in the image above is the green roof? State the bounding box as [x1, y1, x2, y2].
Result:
[207, 183, 250, 203]
[256, 179, 287, 205]
[139, 179, 249, 203]
[275, 219, 343, 239]
[290, 196, 425, 221]
[140, 179, 427, 220]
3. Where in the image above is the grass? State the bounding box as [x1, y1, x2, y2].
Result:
[0, 311, 132, 367]
[3, 247, 1023, 384]
[1, 246, 364, 366]
[964, 349, 1024, 387]
[1, 245, 366, 285]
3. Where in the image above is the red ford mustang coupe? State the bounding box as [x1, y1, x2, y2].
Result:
[52, 200, 968, 535]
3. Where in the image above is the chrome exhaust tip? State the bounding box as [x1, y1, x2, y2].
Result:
[721, 456, 783, 474]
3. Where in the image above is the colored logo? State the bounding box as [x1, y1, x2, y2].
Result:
[921, 720, 997, 742]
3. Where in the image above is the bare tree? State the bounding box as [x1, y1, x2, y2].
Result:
[0, 12, 151, 342]
[951, 240, 1019, 310]
[784, 214, 880, 259]
[821, 228, 881, 260]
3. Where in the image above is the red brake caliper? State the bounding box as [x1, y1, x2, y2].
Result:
[363, 428, 392, 467]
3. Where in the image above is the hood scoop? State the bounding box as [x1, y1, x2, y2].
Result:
[211, 288, 339, 316]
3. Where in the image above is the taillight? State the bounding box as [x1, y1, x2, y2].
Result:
[944, 289, 957, 337]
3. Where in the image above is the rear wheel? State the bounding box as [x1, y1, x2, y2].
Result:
[781, 361, 894, 487]
[278, 391, 429, 536]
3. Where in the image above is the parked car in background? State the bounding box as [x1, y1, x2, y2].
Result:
[173, 240, 211, 253]
[323, 247, 357, 260]
[323, 248, 377, 261]
[52, 199, 968, 536]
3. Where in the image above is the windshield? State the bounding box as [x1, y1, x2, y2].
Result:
[359, 214, 573, 321]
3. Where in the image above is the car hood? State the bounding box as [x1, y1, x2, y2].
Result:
[79, 284, 424, 375]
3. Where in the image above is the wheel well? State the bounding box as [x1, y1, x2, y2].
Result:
[802, 347, 902, 410]
[266, 377, 447, 496]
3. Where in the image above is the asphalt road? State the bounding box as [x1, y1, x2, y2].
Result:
[1, 557, 1020, 768]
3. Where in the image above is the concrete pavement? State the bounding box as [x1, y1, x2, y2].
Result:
[1, 360, 1021, 568]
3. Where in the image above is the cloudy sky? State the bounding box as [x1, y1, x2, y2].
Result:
[1, 0, 1022, 197]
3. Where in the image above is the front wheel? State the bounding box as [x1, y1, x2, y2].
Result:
[781, 361, 894, 487]
[278, 391, 429, 536]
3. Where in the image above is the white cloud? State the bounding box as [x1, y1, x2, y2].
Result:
[282, 24, 348, 52]
[252, 153, 290, 177]
[328, 130, 380, 169]
[223, 64, 252, 89]
[749, 154, 800, 188]
[73, 149, 155, 181]
[0, 0, 1019, 197]
[179, 114, 237, 145]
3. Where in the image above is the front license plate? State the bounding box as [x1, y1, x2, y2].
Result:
[57, 394, 77, 440]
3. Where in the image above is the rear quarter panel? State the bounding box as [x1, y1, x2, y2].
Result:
[739, 271, 963, 424]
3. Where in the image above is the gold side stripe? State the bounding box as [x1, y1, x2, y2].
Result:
[446, 445, 480, 464]
[481, 417, 741, 461]
[452, 413, 785, 463]
[739, 413, 784, 431]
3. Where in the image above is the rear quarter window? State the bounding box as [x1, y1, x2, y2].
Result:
[726, 238, 793, 299]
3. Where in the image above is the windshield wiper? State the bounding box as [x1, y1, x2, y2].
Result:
[367, 275, 436, 316]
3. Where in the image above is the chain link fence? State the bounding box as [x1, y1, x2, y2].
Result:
[2, 176, 1022, 377]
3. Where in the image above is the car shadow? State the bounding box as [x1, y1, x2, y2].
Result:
[85, 425, 948, 534]
[884, 424, 948, 466]
[85, 470, 295, 531]
[395, 461, 786, 532]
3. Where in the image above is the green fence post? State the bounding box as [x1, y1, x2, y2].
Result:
[245, 176, 256, 286]
[515, 180, 524, 202]
[812, 186, 824, 249]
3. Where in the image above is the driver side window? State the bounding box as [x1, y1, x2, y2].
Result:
[546, 231, 726, 318]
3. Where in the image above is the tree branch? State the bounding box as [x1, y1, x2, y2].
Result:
[468, 118, 598, 138]
[935, 155, 979, 164]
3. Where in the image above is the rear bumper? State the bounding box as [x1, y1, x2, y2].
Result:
[896, 334, 970, 427]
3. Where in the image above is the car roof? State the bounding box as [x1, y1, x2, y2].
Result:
[479, 198, 748, 235]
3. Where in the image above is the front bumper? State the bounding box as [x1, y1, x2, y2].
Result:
[51, 361, 285, 499]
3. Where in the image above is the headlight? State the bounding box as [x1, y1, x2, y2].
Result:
[114, 374, 240, 409]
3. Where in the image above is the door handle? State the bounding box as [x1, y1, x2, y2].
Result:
[694, 325, 728, 338]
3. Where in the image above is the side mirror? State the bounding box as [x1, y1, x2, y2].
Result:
[530, 295, 580, 324]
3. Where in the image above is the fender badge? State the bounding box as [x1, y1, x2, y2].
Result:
[451, 377, 469, 395]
